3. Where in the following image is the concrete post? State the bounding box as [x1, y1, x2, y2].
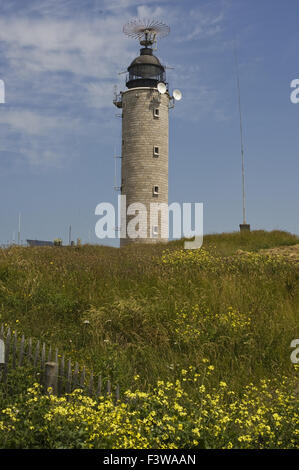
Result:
[45, 361, 58, 395]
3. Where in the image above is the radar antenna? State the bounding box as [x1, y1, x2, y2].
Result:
[123, 18, 170, 47]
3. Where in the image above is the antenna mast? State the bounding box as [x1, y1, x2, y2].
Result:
[18, 213, 21, 245]
[113, 146, 121, 192]
[234, 40, 250, 232]
[123, 18, 170, 46]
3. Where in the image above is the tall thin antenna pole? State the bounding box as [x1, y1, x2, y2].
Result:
[114, 146, 117, 189]
[18, 213, 21, 245]
[69, 225, 72, 245]
[234, 40, 247, 227]
[113, 146, 122, 191]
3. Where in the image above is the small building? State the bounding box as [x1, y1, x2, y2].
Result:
[26, 239, 54, 247]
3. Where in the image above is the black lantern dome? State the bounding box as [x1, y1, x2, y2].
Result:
[126, 46, 166, 89]
[123, 20, 169, 89]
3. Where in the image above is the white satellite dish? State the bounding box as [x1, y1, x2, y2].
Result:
[173, 89, 182, 101]
[157, 82, 167, 94]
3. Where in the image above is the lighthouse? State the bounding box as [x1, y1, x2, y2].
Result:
[113, 19, 181, 246]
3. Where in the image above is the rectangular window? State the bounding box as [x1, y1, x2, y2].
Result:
[152, 225, 159, 237]
[154, 108, 160, 118]
[153, 146, 159, 157]
[153, 186, 159, 195]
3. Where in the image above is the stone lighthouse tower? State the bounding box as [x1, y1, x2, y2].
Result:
[113, 19, 180, 246]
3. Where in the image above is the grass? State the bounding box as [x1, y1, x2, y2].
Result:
[0, 229, 298, 395]
[197, 229, 299, 255]
[0, 229, 298, 448]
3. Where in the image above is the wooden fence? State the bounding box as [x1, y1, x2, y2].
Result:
[0, 325, 120, 401]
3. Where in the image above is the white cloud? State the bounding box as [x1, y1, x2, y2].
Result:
[0, 109, 81, 135]
[0, 16, 129, 78]
[0, 108, 84, 168]
[0, 0, 228, 169]
[173, 9, 224, 43]
[23, 147, 66, 168]
[136, 5, 167, 19]
[101, 0, 170, 14]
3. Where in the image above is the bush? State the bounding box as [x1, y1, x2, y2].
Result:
[0, 365, 298, 449]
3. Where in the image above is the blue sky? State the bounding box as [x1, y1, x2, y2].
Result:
[0, 0, 298, 246]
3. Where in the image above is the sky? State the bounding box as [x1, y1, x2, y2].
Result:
[0, 0, 298, 246]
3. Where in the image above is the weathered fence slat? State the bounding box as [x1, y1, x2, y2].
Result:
[0, 337, 4, 385]
[0, 339, 4, 364]
[80, 366, 86, 389]
[28, 338, 32, 363]
[2, 328, 10, 384]
[18, 335, 25, 367]
[58, 355, 65, 396]
[34, 341, 40, 367]
[5, 328, 11, 364]
[66, 359, 72, 393]
[41, 343, 46, 369]
[47, 345, 52, 363]
[88, 372, 94, 395]
[97, 375, 102, 396]
[41, 343, 46, 386]
[0, 325, 120, 401]
[12, 331, 17, 369]
[73, 362, 79, 389]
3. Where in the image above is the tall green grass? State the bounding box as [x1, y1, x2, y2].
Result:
[0, 230, 298, 396]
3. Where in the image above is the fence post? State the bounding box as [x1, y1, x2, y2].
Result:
[18, 335, 25, 366]
[45, 362, 58, 395]
[97, 375, 102, 397]
[28, 338, 32, 363]
[66, 359, 72, 393]
[59, 355, 65, 396]
[0, 339, 4, 383]
[5, 328, 11, 364]
[34, 341, 40, 368]
[80, 366, 86, 389]
[0, 339, 4, 363]
[12, 331, 17, 369]
[3, 328, 11, 383]
[73, 362, 79, 389]
[88, 372, 94, 396]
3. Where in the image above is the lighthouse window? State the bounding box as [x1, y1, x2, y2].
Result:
[152, 225, 159, 237]
[153, 186, 159, 195]
[154, 108, 160, 118]
[153, 146, 159, 157]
